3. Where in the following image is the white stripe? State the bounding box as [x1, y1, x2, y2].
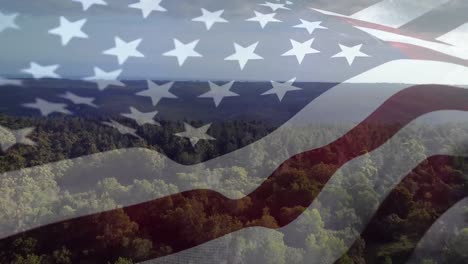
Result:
[144, 110, 468, 264]
[407, 198, 468, 264]
[350, 0, 450, 28]
[312, 1, 451, 29]
[356, 26, 468, 60]
[437, 22, 468, 47]
[2, 60, 468, 239]
[346, 59, 468, 85]
[310, 8, 350, 18]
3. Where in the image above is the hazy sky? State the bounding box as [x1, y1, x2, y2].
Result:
[0, 0, 466, 81]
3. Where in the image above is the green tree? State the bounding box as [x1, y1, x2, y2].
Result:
[305, 231, 347, 264]
[11, 254, 42, 264]
[52, 247, 72, 264]
[114, 257, 133, 264]
[244, 231, 287, 264]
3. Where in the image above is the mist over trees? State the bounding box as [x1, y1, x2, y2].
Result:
[0, 114, 467, 264]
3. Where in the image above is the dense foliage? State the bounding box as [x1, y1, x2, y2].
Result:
[0, 115, 467, 264]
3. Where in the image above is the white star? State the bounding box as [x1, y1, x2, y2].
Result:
[129, 0, 166, 18]
[48, 16, 88, 46]
[163, 39, 202, 66]
[136, 80, 177, 106]
[0, 77, 22, 86]
[293, 19, 327, 34]
[259, 2, 290, 11]
[225, 42, 263, 70]
[84, 67, 125, 90]
[332, 44, 370, 65]
[192, 8, 228, 30]
[0, 11, 19, 33]
[246, 11, 281, 28]
[121, 106, 159, 126]
[103, 120, 142, 139]
[60, 92, 97, 107]
[175, 123, 216, 147]
[21, 62, 60, 79]
[72, 0, 107, 11]
[23, 98, 71, 116]
[0, 125, 36, 152]
[262, 78, 301, 101]
[199, 81, 239, 107]
[103, 37, 144, 65]
[282, 38, 319, 64]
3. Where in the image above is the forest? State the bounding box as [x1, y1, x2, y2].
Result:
[0, 114, 467, 264]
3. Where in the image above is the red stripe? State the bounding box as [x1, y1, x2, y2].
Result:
[1, 85, 467, 263]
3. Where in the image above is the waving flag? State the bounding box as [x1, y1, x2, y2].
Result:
[0, 0, 467, 264]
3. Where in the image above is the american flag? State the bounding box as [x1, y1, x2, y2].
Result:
[0, 0, 467, 263]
